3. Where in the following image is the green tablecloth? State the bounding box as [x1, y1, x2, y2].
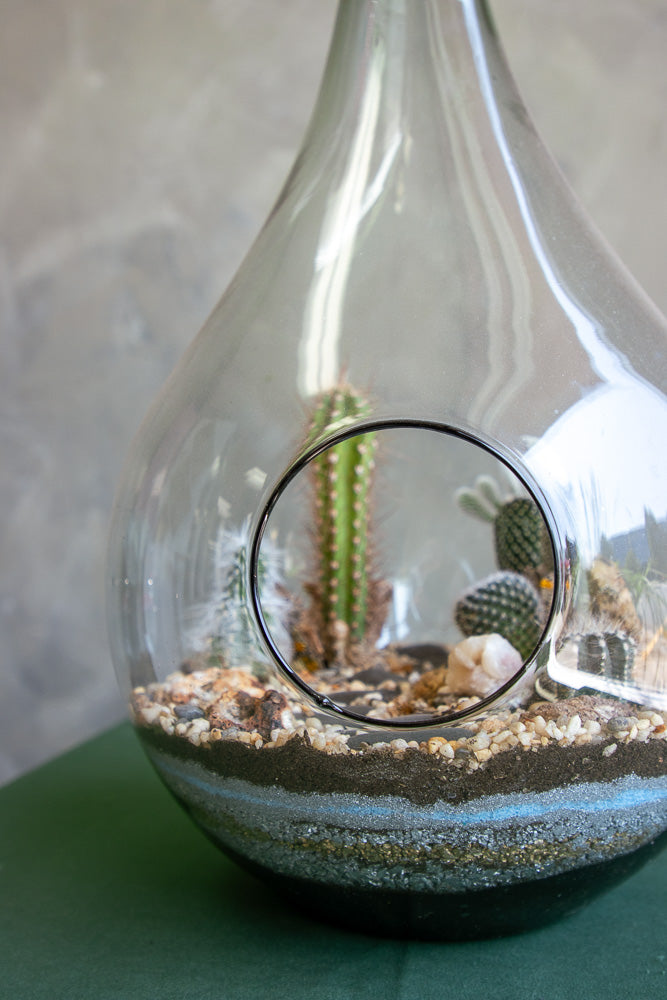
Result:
[2, 722, 665, 999]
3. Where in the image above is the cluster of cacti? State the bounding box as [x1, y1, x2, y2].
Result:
[298, 383, 389, 667]
[600, 515, 667, 640]
[547, 624, 638, 699]
[453, 476, 551, 663]
[572, 629, 636, 683]
[587, 558, 643, 641]
[454, 571, 542, 661]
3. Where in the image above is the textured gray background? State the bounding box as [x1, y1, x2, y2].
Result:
[1, 0, 665, 785]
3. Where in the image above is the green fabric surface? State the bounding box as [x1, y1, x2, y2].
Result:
[1, 722, 665, 999]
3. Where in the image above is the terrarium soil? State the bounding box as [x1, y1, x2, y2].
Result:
[138, 721, 665, 807]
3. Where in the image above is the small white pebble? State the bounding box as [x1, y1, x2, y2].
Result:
[480, 718, 504, 734]
[492, 729, 513, 746]
[141, 704, 167, 725]
[189, 717, 210, 734]
[602, 742, 618, 757]
[532, 716, 547, 736]
[391, 739, 409, 752]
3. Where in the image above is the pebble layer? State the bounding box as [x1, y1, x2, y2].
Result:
[131, 663, 667, 787]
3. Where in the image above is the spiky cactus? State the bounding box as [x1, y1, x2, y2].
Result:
[299, 383, 388, 666]
[454, 570, 542, 661]
[456, 476, 550, 576]
[578, 630, 636, 682]
[587, 558, 642, 640]
[558, 629, 636, 684]
[191, 526, 291, 670]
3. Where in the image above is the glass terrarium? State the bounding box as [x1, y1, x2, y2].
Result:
[107, 0, 667, 939]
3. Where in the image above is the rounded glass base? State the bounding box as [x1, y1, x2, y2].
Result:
[230, 834, 667, 941]
[137, 710, 667, 940]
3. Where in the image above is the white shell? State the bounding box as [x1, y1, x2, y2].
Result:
[447, 633, 522, 697]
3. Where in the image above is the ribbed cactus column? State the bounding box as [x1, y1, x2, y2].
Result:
[301, 384, 386, 666]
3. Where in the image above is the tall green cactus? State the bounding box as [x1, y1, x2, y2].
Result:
[301, 383, 386, 666]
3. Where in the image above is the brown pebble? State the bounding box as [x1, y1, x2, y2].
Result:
[410, 668, 448, 703]
[526, 695, 632, 725]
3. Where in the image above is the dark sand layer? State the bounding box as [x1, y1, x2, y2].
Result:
[138, 724, 666, 806]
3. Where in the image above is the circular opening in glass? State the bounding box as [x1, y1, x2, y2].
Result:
[250, 420, 557, 727]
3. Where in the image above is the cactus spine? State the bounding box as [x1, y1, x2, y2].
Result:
[302, 383, 385, 665]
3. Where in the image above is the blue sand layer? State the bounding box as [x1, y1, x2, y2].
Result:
[145, 744, 667, 894]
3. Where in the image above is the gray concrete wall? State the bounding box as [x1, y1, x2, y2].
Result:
[1, 0, 665, 785]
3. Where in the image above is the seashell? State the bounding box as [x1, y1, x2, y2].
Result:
[447, 633, 523, 698]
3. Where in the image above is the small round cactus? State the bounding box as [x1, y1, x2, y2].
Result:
[454, 570, 542, 661]
[494, 497, 547, 575]
[456, 476, 551, 576]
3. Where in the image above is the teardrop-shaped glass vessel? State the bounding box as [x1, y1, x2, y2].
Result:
[108, 0, 667, 939]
